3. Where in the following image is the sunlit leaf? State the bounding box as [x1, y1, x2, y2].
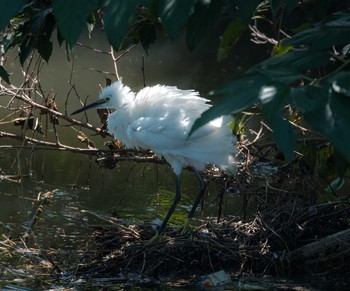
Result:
[190, 75, 269, 135]
[217, 17, 246, 62]
[159, 0, 195, 39]
[325, 177, 345, 193]
[0, 65, 10, 84]
[0, 0, 25, 30]
[229, 115, 246, 135]
[186, 0, 224, 51]
[271, 43, 293, 56]
[328, 71, 350, 97]
[52, 0, 98, 46]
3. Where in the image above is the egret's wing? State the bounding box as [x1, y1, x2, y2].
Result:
[127, 115, 231, 151]
[127, 116, 188, 150]
[128, 84, 221, 148]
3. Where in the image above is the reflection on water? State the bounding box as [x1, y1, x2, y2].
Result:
[0, 148, 243, 250]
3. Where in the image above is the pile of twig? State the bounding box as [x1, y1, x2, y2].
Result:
[68, 196, 350, 285]
[72, 217, 267, 279]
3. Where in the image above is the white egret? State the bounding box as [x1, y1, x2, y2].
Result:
[72, 79, 237, 240]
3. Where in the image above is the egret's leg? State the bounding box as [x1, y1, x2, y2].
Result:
[147, 175, 181, 244]
[182, 169, 208, 233]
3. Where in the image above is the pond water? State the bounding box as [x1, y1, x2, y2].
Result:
[0, 27, 294, 289]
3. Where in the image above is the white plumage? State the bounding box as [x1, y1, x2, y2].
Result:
[72, 79, 237, 240]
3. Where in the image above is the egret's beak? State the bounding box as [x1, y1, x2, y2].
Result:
[71, 99, 106, 115]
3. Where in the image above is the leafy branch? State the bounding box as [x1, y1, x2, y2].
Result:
[1, 0, 350, 177]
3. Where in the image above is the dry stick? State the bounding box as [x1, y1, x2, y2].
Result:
[142, 55, 146, 87]
[110, 46, 119, 79]
[0, 133, 165, 163]
[65, 49, 77, 114]
[255, 137, 329, 150]
[249, 24, 278, 45]
[110, 44, 137, 79]
[207, 241, 214, 271]
[23, 190, 58, 239]
[1, 85, 102, 134]
[0, 45, 150, 162]
[76, 42, 111, 55]
[81, 67, 116, 76]
[288, 227, 350, 263]
[246, 122, 265, 146]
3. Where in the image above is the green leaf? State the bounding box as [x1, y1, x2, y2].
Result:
[0, 65, 10, 84]
[249, 50, 330, 83]
[290, 85, 350, 163]
[139, 21, 157, 53]
[31, 8, 54, 63]
[56, 29, 64, 47]
[325, 176, 345, 193]
[30, 7, 53, 36]
[217, 17, 246, 62]
[236, 0, 261, 23]
[103, 0, 138, 50]
[186, 0, 224, 51]
[335, 151, 350, 177]
[283, 0, 299, 13]
[52, 0, 98, 47]
[271, 0, 298, 16]
[191, 75, 296, 159]
[261, 85, 296, 160]
[283, 9, 350, 50]
[19, 36, 35, 66]
[190, 75, 268, 135]
[0, 0, 25, 30]
[271, 43, 293, 56]
[159, 0, 195, 39]
[328, 71, 350, 97]
[38, 36, 53, 63]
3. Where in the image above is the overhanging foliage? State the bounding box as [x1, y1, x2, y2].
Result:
[0, 0, 350, 167]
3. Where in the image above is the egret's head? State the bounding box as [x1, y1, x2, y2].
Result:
[71, 79, 133, 115]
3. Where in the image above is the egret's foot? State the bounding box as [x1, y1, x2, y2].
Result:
[179, 218, 192, 235]
[145, 233, 161, 245]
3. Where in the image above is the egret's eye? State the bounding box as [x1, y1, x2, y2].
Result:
[105, 96, 111, 102]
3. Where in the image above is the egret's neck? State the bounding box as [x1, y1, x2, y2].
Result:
[107, 83, 135, 147]
[121, 88, 135, 108]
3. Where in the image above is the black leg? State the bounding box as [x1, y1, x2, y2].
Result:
[156, 174, 181, 235]
[188, 169, 208, 219]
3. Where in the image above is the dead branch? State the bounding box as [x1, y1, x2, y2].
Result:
[287, 227, 350, 263]
[0, 131, 167, 166]
[0, 85, 103, 134]
[23, 190, 58, 239]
